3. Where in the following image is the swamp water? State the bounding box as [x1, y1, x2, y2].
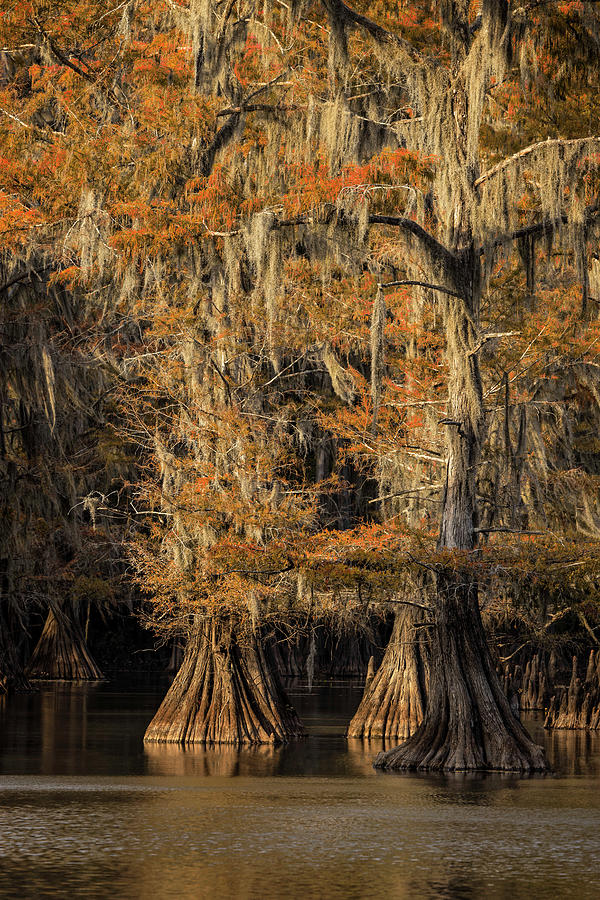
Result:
[0, 678, 599, 899]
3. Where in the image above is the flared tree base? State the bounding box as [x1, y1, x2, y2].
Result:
[347, 605, 428, 740]
[144, 619, 306, 744]
[26, 608, 104, 680]
[374, 582, 548, 772]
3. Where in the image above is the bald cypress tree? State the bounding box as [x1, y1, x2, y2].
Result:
[5, 0, 600, 765]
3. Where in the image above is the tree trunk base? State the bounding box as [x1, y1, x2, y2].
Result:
[374, 582, 548, 772]
[26, 608, 104, 680]
[347, 605, 428, 740]
[144, 619, 306, 744]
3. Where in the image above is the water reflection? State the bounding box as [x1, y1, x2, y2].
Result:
[0, 678, 164, 776]
[1, 681, 600, 899]
[145, 735, 384, 778]
[545, 728, 600, 777]
[2, 680, 600, 779]
[145, 742, 285, 777]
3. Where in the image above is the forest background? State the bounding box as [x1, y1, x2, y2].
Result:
[2, 0, 600, 770]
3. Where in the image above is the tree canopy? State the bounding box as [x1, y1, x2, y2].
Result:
[2, 0, 600, 764]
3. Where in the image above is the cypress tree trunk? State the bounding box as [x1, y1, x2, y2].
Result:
[26, 606, 104, 680]
[144, 618, 306, 744]
[375, 580, 547, 770]
[347, 605, 429, 740]
[376, 262, 549, 772]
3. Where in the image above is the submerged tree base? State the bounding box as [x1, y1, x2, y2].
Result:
[347, 605, 428, 741]
[26, 608, 104, 681]
[144, 619, 306, 744]
[374, 581, 549, 772]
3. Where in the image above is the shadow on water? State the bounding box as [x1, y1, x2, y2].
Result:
[1, 679, 600, 899]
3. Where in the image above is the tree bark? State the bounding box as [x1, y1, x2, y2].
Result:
[375, 580, 547, 770]
[144, 618, 306, 744]
[347, 605, 429, 740]
[375, 249, 549, 771]
[26, 606, 104, 680]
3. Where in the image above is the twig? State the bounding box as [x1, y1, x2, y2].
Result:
[579, 610, 600, 647]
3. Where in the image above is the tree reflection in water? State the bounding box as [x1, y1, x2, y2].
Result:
[144, 742, 284, 778]
[0, 682, 600, 900]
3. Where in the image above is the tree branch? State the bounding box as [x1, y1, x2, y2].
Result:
[474, 527, 544, 534]
[33, 17, 122, 109]
[378, 279, 461, 298]
[202, 72, 290, 175]
[0, 268, 48, 294]
[369, 215, 457, 272]
[475, 136, 600, 189]
[385, 598, 433, 611]
[215, 103, 298, 117]
[321, 0, 442, 76]
[201, 112, 241, 176]
[579, 610, 600, 647]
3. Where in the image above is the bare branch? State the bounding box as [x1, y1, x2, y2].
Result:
[475, 136, 600, 189]
[369, 215, 457, 272]
[474, 527, 544, 534]
[379, 279, 461, 299]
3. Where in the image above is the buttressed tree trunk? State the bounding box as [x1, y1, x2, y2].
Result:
[347, 605, 429, 740]
[375, 579, 547, 770]
[26, 606, 104, 680]
[144, 618, 306, 744]
[376, 247, 548, 771]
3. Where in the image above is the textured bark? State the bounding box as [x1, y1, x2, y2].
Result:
[375, 580, 548, 771]
[347, 605, 429, 740]
[26, 606, 104, 680]
[374, 195, 549, 771]
[144, 618, 306, 744]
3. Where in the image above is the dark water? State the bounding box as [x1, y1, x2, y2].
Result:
[1, 679, 600, 899]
